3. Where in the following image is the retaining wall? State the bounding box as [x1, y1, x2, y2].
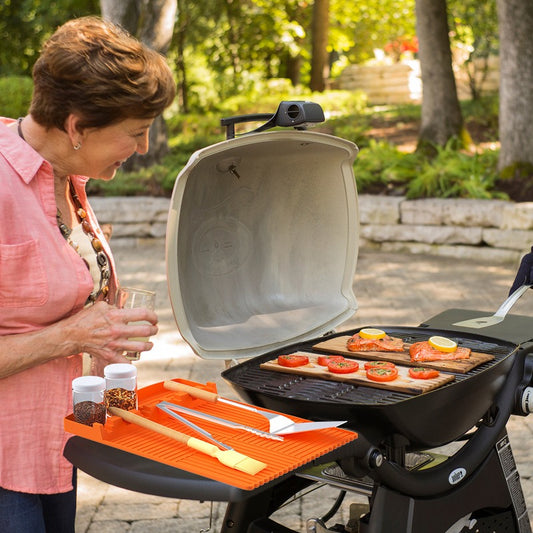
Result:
[91, 195, 533, 265]
[331, 56, 499, 105]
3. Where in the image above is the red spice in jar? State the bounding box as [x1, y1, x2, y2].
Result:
[104, 387, 137, 411]
[74, 401, 106, 426]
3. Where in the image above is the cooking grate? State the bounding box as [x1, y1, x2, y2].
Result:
[224, 327, 516, 408]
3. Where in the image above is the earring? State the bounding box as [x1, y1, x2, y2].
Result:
[73, 142, 81, 150]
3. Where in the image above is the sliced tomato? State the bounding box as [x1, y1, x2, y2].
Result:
[366, 366, 399, 382]
[317, 355, 345, 366]
[408, 367, 440, 380]
[327, 359, 360, 374]
[277, 354, 309, 367]
[364, 360, 396, 371]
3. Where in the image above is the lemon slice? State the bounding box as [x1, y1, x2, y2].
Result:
[428, 335, 457, 352]
[359, 328, 386, 340]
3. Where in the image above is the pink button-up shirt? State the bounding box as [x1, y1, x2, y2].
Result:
[0, 118, 118, 494]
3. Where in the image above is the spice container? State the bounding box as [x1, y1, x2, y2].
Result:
[104, 363, 138, 412]
[72, 376, 106, 426]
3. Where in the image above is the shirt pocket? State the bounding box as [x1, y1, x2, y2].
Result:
[0, 239, 48, 307]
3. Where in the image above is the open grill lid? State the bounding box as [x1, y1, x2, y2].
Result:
[166, 111, 359, 360]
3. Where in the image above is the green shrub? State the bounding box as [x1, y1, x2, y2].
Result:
[406, 143, 504, 199]
[0, 76, 33, 118]
[353, 140, 420, 194]
[87, 93, 503, 201]
[352, 137, 504, 200]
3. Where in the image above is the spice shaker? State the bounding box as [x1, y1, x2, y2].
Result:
[72, 376, 106, 426]
[104, 363, 138, 412]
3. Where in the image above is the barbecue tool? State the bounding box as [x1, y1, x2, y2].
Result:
[452, 283, 531, 329]
[108, 407, 267, 475]
[157, 403, 232, 450]
[157, 401, 284, 441]
[163, 381, 347, 435]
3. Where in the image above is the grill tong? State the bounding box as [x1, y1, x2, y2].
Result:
[163, 380, 346, 435]
[157, 401, 284, 441]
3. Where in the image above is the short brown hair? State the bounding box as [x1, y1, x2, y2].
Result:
[30, 16, 176, 131]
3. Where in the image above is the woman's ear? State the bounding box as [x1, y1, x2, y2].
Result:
[64, 114, 84, 150]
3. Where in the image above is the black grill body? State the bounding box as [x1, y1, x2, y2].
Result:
[223, 326, 518, 449]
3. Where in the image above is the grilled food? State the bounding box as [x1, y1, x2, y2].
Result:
[410, 340, 471, 362]
[347, 328, 404, 352]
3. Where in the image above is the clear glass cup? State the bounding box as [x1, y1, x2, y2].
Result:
[116, 286, 156, 361]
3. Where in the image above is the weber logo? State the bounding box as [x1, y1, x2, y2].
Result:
[448, 468, 466, 485]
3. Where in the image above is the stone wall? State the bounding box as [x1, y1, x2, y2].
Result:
[91, 196, 169, 249]
[331, 56, 499, 105]
[90, 195, 533, 265]
[358, 195, 533, 264]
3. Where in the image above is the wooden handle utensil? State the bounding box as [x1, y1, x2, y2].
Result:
[164, 380, 220, 402]
[108, 407, 267, 475]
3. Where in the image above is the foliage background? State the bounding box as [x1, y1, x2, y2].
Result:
[0, 0, 518, 200]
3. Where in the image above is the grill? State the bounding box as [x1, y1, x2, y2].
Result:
[222, 326, 518, 449]
[64, 103, 533, 533]
[220, 323, 533, 533]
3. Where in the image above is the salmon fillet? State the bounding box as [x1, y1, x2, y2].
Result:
[346, 334, 404, 352]
[409, 341, 471, 362]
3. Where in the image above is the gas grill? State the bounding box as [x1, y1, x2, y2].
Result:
[221, 326, 519, 449]
[64, 103, 533, 533]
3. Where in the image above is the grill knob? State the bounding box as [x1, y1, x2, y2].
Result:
[369, 449, 384, 468]
[521, 386, 533, 414]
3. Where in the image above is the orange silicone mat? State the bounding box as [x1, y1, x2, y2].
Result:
[64, 379, 358, 491]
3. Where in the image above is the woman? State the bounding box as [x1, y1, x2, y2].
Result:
[0, 16, 176, 532]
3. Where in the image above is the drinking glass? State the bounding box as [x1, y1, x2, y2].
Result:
[117, 287, 156, 361]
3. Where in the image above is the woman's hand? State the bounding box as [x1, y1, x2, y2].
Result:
[0, 301, 158, 379]
[68, 301, 159, 364]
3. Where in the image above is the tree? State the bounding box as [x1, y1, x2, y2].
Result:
[310, 0, 329, 92]
[0, 0, 99, 76]
[415, 0, 464, 149]
[100, 0, 177, 171]
[448, 0, 499, 100]
[496, 0, 533, 172]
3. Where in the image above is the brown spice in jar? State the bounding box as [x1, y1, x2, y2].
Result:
[74, 401, 106, 426]
[104, 387, 137, 411]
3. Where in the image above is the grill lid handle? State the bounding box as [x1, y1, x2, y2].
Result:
[220, 101, 325, 139]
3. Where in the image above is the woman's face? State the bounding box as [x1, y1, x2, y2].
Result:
[77, 118, 154, 181]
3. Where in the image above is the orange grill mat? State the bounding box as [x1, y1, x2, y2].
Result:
[65, 379, 358, 491]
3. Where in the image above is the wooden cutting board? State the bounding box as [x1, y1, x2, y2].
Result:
[260, 352, 455, 395]
[313, 335, 494, 374]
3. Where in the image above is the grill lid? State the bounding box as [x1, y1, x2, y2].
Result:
[166, 128, 359, 359]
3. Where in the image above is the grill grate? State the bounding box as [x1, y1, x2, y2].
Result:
[224, 327, 517, 407]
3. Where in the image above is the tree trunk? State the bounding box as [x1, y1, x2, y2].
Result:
[309, 0, 329, 92]
[415, 0, 463, 149]
[100, 0, 140, 34]
[100, 0, 177, 171]
[497, 0, 533, 171]
[222, 0, 242, 88]
[138, 0, 177, 54]
[175, 0, 189, 113]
